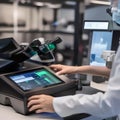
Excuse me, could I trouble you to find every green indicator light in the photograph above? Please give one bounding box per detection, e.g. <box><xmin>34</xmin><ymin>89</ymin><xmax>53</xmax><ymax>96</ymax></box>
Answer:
<box><xmin>48</xmin><ymin>44</ymin><xmax>55</xmax><ymax>50</ymax></box>
<box><xmin>42</xmin><ymin>44</ymin><xmax>55</xmax><ymax>53</ymax></box>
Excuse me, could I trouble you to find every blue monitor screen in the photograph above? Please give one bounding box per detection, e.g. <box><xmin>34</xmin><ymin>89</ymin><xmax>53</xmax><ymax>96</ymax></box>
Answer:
<box><xmin>90</xmin><ymin>31</ymin><xmax>113</xmax><ymax>66</ymax></box>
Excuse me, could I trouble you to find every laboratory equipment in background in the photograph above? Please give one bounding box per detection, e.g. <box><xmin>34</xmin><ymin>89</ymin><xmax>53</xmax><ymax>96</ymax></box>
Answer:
<box><xmin>0</xmin><ymin>37</ymin><xmax>77</xmax><ymax>115</ymax></box>
<box><xmin>101</xmin><ymin>50</ymin><xmax>116</xmax><ymax>69</ymax></box>
<box><xmin>83</xmin><ymin>6</ymin><xmax>120</xmax><ymax>80</ymax></box>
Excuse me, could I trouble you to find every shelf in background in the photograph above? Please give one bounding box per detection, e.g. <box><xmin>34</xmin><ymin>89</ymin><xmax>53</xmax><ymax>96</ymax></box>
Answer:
<box><xmin>0</xmin><ymin>30</ymin><xmax>74</xmax><ymax>35</ymax></box>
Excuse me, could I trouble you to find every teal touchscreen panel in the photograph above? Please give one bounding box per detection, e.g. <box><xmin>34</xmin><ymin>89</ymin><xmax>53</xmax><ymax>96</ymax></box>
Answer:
<box><xmin>7</xmin><ymin>68</ymin><xmax>64</xmax><ymax>90</ymax></box>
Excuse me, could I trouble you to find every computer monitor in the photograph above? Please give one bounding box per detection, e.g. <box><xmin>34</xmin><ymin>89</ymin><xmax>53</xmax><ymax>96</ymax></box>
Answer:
<box><xmin>89</xmin><ymin>31</ymin><xmax>113</xmax><ymax>66</ymax></box>
<box><xmin>88</xmin><ymin>30</ymin><xmax>120</xmax><ymax>83</ymax></box>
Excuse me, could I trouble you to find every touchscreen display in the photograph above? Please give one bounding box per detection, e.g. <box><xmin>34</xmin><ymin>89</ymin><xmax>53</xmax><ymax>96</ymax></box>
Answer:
<box><xmin>7</xmin><ymin>68</ymin><xmax>64</xmax><ymax>90</ymax></box>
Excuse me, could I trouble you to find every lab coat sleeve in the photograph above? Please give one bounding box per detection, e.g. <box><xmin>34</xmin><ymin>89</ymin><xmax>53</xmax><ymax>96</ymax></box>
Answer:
<box><xmin>53</xmin><ymin>45</ymin><xmax>120</xmax><ymax>119</ymax></box>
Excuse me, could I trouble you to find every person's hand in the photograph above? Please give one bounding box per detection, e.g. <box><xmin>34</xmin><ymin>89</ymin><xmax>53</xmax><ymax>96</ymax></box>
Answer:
<box><xmin>27</xmin><ymin>94</ymin><xmax>55</xmax><ymax>113</ymax></box>
<box><xmin>49</xmin><ymin>64</ymin><xmax>78</xmax><ymax>75</ymax></box>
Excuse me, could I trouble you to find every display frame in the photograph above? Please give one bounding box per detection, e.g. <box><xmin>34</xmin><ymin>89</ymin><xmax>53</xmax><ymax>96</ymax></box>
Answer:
<box><xmin>88</xmin><ymin>30</ymin><xmax>113</xmax><ymax>66</ymax></box>
<box><xmin>84</xmin><ymin>20</ymin><xmax>109</xmax><ymax>30</ymax></box>
<box><xmin>2</xmin><ymin>66</ymin><xmax>65</xmax><ymax>92</ymax></box>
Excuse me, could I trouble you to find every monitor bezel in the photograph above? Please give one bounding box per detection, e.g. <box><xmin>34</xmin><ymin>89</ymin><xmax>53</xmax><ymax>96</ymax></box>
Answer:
<box><xmin>88</xmin><ymin>30</ymin><xmax>113</xmax><ymax>66</ymax></box>
<box><xmin>83</xmin><ymin>20</ymin><xmax>110</xmax><ymax>30</ymax></box>
<box><xmin>4</xmin><ymin>67</ymin><xmax>65</xmax><ymax>91</ymax></box>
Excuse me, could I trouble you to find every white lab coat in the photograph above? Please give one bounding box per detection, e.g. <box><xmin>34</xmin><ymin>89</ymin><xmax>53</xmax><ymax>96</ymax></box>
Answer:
<box><xmin>53</xmin><ymin>45</ymin><xmax>120</xmax><ymax>120</ymax></box>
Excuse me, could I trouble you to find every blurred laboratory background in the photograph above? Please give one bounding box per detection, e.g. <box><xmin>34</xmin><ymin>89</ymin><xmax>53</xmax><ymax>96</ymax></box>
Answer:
<box><xmin>0</xmin><ymin>0</ymin><xmax>114</xmax><ymax>66</ymax></box>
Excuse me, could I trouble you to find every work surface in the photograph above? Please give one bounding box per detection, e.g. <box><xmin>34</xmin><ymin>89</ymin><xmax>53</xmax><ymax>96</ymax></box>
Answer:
<box><xmin>0</xmin><ymin>86</ymin><xmax>104</xmax><ymax>120</ymax></box>
<box><xmin>0</xmin><ymin>104</ymin><xmax>63</xmax><ymax>120</ymax></box>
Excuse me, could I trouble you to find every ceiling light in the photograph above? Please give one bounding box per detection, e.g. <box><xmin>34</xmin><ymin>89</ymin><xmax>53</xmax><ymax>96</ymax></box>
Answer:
<box><xmin>20</xmin><ymin>0</ymin><xmax>26</xmax><ymax>4</ymax></box>
<box><xmin>90</xmin><ymin>0</ymin><xmax>111</xmax><ymax>5</ymax></box>
<box><xmin>33</xmin><ymin>2</ymin><xmax>44</xmax><ymax>7</ymax></box>
<box><xmin>45</xmin><ymin>3</ymin><xmax>61</xmax><ymax>9</ymax></box>
<box><xmin>65</xmin><ymin>1</ymin><xmax>76</xmax><ymax>5</ymax></box>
